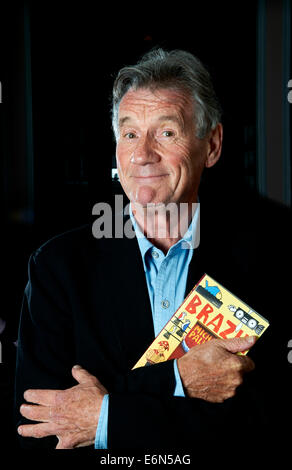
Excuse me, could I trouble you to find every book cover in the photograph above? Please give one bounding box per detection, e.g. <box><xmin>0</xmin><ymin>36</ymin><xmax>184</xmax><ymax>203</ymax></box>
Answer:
<box><xmin>132</xmin><ymin>273</ymin><xmax>269</xmax><ymax>369</ymax></box>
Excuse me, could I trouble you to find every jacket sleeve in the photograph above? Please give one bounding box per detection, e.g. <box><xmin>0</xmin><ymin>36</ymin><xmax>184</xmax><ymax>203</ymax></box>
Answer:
<box><xmin>15</xmin><ymin>250</ymin><xmax>76</xmax><ymax>449</ymax></box>
<box><xmin>106</xmin><ymin>319</ymin><xmax>291</xmax><ymax>449</ymax></box>
<box><xmin>107</xmin><ymin>381</ymin><xmax>265</xmax><ymax>449</ymax></box>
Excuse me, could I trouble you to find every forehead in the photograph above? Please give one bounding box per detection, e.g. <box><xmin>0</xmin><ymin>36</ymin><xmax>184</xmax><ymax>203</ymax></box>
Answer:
<box><xmin>118</xmin><ymin>87</ymin><xmax>194</xmax><ymax>121</ymax></box>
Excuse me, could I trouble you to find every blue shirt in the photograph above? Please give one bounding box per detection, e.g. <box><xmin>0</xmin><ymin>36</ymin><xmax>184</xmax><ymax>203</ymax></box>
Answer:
<box><xmin>95</xmin><ymin>203</ymin><xmax>200</xmax><ymax>449</ymax></box>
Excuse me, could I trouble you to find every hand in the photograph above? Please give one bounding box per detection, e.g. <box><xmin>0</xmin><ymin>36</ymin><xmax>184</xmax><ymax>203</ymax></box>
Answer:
<box><xmin>177</xmin><ymin>336</ymin><xmax>256</xmax><ymax>403</ymax></box>
<box><xmin>18</xmin><ymin>365</ymin><xmax>108</xmax><ymax>449</ymax></box>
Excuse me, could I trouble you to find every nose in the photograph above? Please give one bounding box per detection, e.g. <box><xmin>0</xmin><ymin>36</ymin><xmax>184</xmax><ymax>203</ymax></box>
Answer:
<box><xmin>131</xmin><ymin>135</ymin><xmax>160</xmax><ymax>165</ymax></box>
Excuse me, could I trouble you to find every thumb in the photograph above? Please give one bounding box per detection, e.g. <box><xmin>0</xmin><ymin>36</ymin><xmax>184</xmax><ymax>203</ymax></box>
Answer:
<box><xmin>71</xmin><ymin>365</ymin><xmax>99</xmax><ymax>385</ymax></box>
<box><xmin>219</xmin><ymin>335</ymin><xmax>257</xmax><ymax>354</ymax></box>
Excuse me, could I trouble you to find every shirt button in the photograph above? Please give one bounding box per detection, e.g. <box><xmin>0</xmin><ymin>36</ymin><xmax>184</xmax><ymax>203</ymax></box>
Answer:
<box><xmin>161</xmin><ymin>299</ymin><xmax>170</xmax><ymax>309</ymax></box>
<box><xmin>152</xmin><ymin>250</ymin><xmax>159</xmax><ymax>259</ymax></box>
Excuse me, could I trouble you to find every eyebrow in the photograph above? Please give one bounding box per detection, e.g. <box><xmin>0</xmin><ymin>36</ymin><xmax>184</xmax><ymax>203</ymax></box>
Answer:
<box><xmin>118</xmin><ymin>114</ymin><xmax>184</xmax><ymax>130</ymax></box>
<box><xmin>157</xmin><ymin>115</ymin><xmax>184</xmax><ymax>130</ymax></box>
<box><xmin>118</xmin><ymin>116</ymin><xmax>132</xmax><ymax>128</ymax></box>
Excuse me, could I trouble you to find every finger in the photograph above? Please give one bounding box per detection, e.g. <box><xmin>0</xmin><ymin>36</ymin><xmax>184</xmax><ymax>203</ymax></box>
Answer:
<box><xmin>20</xmin><ymin>404</ymin><xmax>51</xmax><ymax>422</ymax></box>
<box><xmin>226</xmin><ymin>354</ymin><xmax>255</xmax><ymax>374</ymax></box>
<box><xmin>237</xmin><ymin>355</ymin><xmax>255</xmax><ymax>373</ymax></box>
<box><xmin>219</xmin><ymin>336</ymin><xmax>257</xmax><ymax>354</ymax></box>
<box><xmin>18</xmin><ymin>422</ymin><xmax>61</xmax><ymax>438</ymax></box>
<box><xmin>56</xmin><ymin>433</ymin><xmax>78</xmax><ymax>449</ymax></box>
<box><xmin>56</xmin><ymin>438</ymin><xmax>69</xmax><ymax>450</ymax></box>
<box><xmin>56</xmin><ymin>431</ymin><xmax>95</xmax><ymax>449</ymax></box>
<box><xmin>71</xmin><ymin>365</ymin><xmax>100</xmax><ymax>385</ymax></box>
<box><xmin>24</xmin><ymin>389</ymin><xmax>58</xmax><ymax>406</ymax></box>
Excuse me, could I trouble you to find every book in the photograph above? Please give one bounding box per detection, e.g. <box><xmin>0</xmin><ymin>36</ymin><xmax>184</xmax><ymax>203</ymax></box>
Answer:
<box><xmin>132</xmin><ymin>273</ymin><xmax>269</xmax><ymax>369</ymax></box>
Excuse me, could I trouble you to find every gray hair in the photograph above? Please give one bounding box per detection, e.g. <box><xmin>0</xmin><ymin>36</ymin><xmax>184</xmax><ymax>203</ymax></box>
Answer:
<box><xmin>112</xmin><ymin>48</ymin><xmax>222</xmax><ymax>140</ymax></box>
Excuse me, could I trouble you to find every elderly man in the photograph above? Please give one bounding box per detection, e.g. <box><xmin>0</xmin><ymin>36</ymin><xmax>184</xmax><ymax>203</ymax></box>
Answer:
<box><xmin>15</xmin><ymin>49</ymin><xmax>289</xmax><ymax>450</ymax></box>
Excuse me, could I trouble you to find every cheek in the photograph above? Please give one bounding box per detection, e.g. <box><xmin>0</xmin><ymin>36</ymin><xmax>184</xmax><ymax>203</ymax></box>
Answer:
<box><xmin>165</xmin><ymin>143</ymin><xmax>196</xmax><ymax>174</ymax></box>
<box><xmin>116</xmin><ymin>145</ymin><xmax>129</xmax><ymax>171</ymax></box>
<box><xmin>175</xmin><ymin>140</ymin><xmax>205</xmax><ymax>170</ymax></box>
<box><xmin>165</xmin><ymin>145</ymin><xmax>205</xmax><ymax>191</ymax></box>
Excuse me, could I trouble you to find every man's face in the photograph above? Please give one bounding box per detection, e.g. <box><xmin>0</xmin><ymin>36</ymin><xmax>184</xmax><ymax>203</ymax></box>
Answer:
<box><xmin>116</xmin><ymin>87</ymin><xmax>210</xmax><ymax>207</ymax></box>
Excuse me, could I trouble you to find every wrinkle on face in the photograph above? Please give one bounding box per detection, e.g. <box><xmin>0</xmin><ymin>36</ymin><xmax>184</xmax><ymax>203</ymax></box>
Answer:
<box><xmin>116</xmin><ymin>87</ymin><xmax>208</xmax><ymax>206</ymax></box>
<box><xmin>118</xmin><ymin>87</ymin><xmax>193</xmax><ymax>136</ymax></box>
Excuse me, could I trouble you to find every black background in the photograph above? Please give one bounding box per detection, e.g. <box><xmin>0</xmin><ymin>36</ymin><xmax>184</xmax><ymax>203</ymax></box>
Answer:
<box><xmin>0</xmin><ymin>0</ymin><xmax>290</xmax><ymax>454</ymax></box>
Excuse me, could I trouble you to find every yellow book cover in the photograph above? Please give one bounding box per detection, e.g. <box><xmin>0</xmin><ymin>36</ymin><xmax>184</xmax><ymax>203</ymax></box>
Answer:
<box><xmin>133</xmin><ymin>273</ymin><xmax>269</xmax><ymax>369</ymax></box>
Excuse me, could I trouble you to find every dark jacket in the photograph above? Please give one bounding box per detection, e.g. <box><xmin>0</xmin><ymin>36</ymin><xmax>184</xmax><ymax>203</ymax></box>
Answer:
<box><xmin>15</xmin><ymin>193</ymin><xmax>292</xmax><ymax>450</ymax></box>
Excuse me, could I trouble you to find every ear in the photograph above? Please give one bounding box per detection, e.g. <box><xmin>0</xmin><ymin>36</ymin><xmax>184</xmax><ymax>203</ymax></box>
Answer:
<box><xmin>204</xmin><ymin>123</ymin><xmax>223</xmax><ymax>168</ymax></box>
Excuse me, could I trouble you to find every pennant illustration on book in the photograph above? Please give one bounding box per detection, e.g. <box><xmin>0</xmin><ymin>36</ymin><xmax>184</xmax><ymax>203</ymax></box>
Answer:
<box><xmin>132</xmin><ymin>273</ymin><xmax>270</xmax><ymax>369</ymax></box>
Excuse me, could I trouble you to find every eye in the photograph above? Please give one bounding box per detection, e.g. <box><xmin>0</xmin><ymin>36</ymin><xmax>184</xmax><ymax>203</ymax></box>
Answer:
<box><xmin>124</xmin><ymin>132</ymin><xmax>136</xmax><ymax>139</ymax></box>
<box><xmin>162</xmin><ymin>130</ymin><xmax>175</xmax><ymax>137</ymax></box>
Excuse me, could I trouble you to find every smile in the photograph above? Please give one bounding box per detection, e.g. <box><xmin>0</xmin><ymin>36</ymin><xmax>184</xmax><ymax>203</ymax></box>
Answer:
<box><xmin>132</xmin><ymin>175</ymin><xmax>168</xmax><ymax>181</ymax></box>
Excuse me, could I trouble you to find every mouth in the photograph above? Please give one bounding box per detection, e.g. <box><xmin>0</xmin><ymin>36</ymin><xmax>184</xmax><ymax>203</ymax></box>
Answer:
<box><xmin>131</xmin><ymin>175</ymin><xmax>168</xmax><ymax>182</ymax></box>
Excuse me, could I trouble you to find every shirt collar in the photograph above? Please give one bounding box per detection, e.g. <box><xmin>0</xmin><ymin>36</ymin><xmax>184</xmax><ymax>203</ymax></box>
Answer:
<box><xmin>129</xmin><ymin>204</ymin><xmax>153</xmax><ymax>261</ymax></box>
<box><xmin>179</xmin><ymin>202</ymin><xmax>200</xmax><ymax>250</ymax></box>
<box><xmin>129</xmin><ymin>202</ymin><xmax>200</xmax><ymax>260</ymax></box>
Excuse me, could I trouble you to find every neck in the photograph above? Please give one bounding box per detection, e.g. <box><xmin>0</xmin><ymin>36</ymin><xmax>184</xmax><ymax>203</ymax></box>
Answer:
<box><xmin>131</xmin><ymin>200</ymin><xmax>197</xmax><ymax>255</ymax></box>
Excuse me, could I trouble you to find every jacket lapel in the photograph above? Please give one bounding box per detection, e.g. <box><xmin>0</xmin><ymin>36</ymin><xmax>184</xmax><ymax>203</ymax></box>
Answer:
<box><xmin>94</xmin><ymin>216</ymin><xmax>155</xmax><ymax>370</ymax></box>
